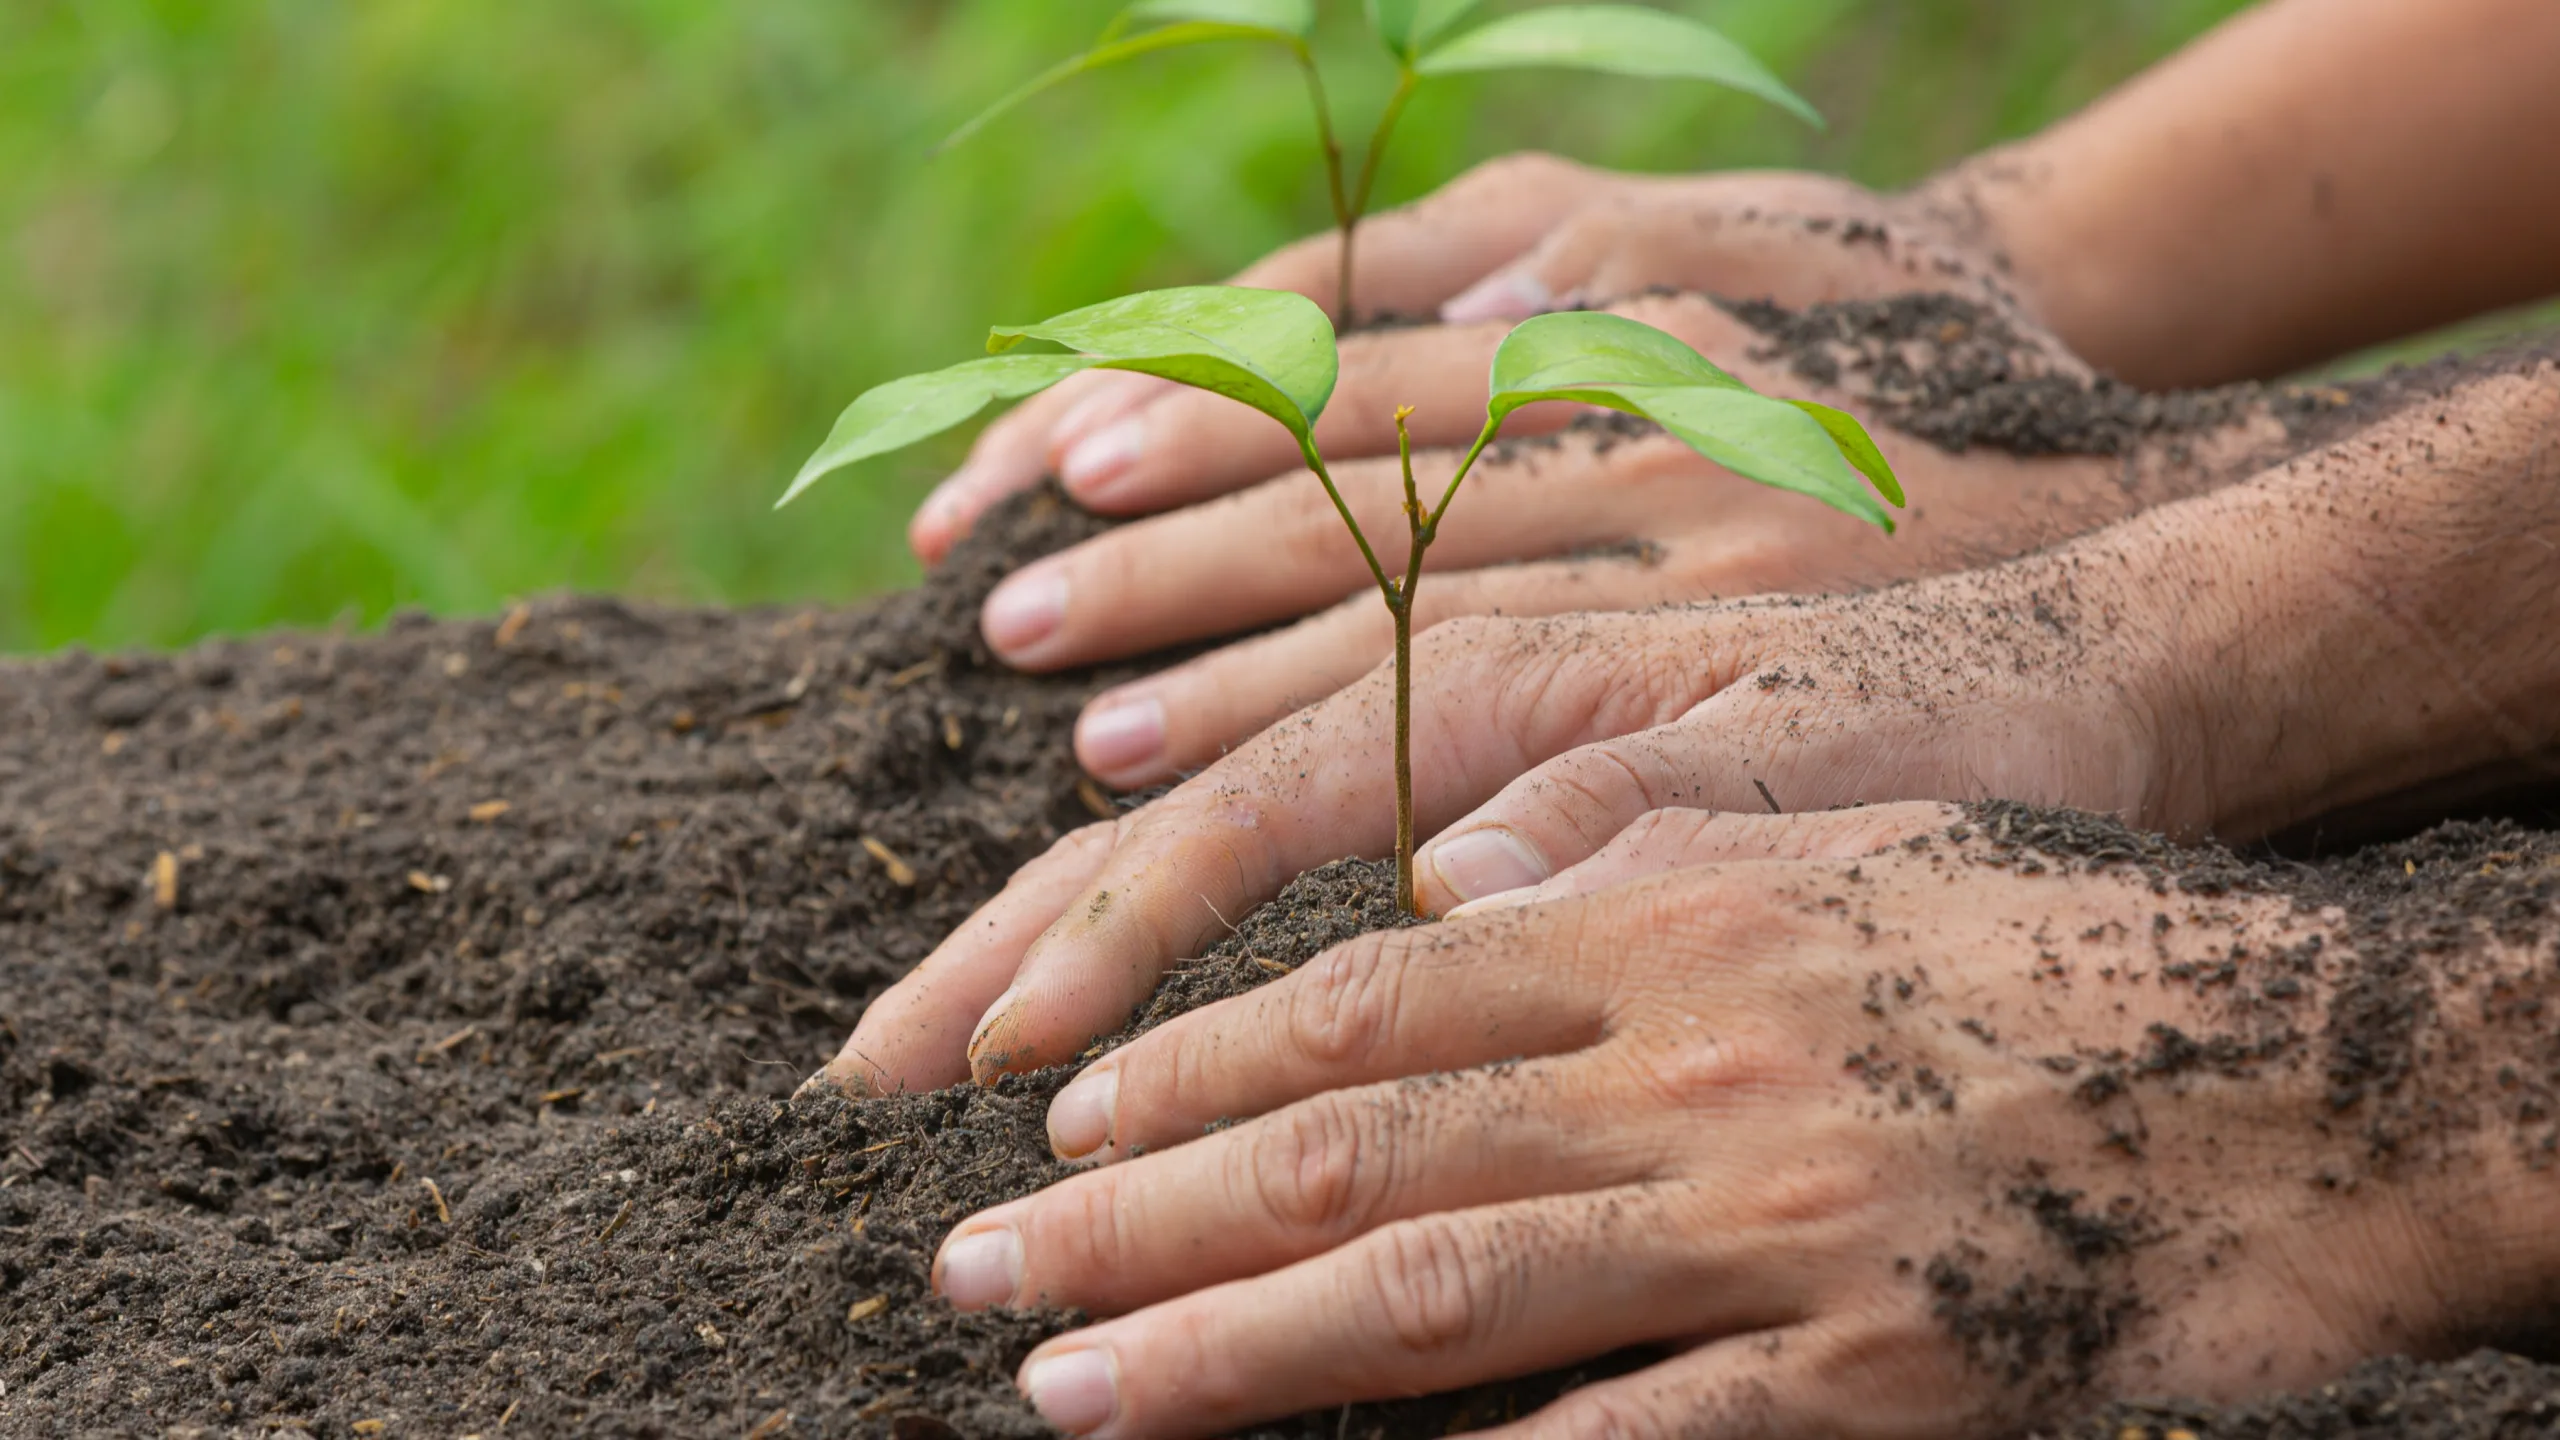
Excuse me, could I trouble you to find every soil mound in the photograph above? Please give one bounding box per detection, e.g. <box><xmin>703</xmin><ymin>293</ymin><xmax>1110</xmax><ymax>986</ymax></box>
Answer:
<box><xmin>4</xmin><ymin>438</ymin><xmax>2557</xmax><ymax>1433</ymax></box>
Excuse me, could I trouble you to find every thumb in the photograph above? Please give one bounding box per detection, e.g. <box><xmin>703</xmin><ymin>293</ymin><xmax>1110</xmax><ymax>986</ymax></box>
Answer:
<box><xmin>1443</xmin><ymin>802</ymin><xmax>1964</xmax><ymax>917</ymax></box>
<box><xmin>1435</xmin><ymin>202</ymin><xmax>1625</xmax><ymax>325</ymax></box>
<box><xmin>1239</xmin><ymin>152</ymin><xmax>1623</xmax><ymax>320</ymax></box>
<box><xmin>963</xmin><ymin>610</ymin><xmax>1728</xmax><ymax>1081</ymax></box>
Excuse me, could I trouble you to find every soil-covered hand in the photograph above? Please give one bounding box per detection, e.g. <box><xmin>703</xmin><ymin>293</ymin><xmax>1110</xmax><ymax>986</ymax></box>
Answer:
<box><xmin>820</xmin><ymin>359</ymin><xmax>2560</xmax><ymax>1097</ymax></box>
<box><xmin>906</xmin><ymin>155</ymin><xmax>2003</xmax><ymax>565</ymax></box>
<box><xmin>966</xmin><ymin>285</ymin><xmax>2260</xmax><ymax>788</ymax></box>
<box><xmin>925</xmin><ymin>808</ymin><xmax>2559</xmax><ymax>1438</ymax></box>
<box><xmin>822</xmin><ymin>542</ymin><xmax>2198</xmax><ymax>1093</ymax></box>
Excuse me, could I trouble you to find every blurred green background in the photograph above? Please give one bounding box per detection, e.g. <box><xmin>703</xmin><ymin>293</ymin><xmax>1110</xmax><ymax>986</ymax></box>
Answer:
<box><xmin>0</xmin><ymin>0</ymin><xmax>2394</xmax><ymax>651</ymax></box>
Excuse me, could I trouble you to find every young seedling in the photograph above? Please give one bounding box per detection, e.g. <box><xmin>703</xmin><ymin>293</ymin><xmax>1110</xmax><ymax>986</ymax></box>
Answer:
<box><xmin>779</xmin><ymin>286</ymin><xmax>1901</xmax><ymax>913</ymax></box>
<box><xmin>942</xmin><ymin>1</ymin><xmax>1822</xmax><ymax>326</ymax></box>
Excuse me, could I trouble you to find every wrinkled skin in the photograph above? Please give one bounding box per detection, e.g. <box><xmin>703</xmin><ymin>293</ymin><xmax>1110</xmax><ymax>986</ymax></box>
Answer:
<box><xmin>922</xmin><ymin>805</ymin><xmax>2555</xmax><ymax>1439</ymax></box>
<box><xmin>818</xmin><ymin>360</ymin><xmax>2560</xmax><ymax>1100</ymax></box>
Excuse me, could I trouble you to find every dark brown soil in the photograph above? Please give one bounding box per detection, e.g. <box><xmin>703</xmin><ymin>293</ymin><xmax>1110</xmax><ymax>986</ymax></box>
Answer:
<box><xmin>1714</xmin><ymin>290</ymin><xmax>2554</xmax><ymax>462</ymax></box>
<box><xmin>4</xmin><ymin>387</ymin><xmax>2558</xmax><ymax>1437</ymax></box>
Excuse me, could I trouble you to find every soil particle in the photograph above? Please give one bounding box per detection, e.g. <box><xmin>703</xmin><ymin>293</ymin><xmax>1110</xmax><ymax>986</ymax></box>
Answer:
<box><xmin>1099</xmin><ymin>856</ymin><xmax>1422</xmax><ymax>1053</ymax></box>
<box><xmin>6</xmin><ymin>468</ymin><xmax>2560</xmax><ymax>1437</ymax></box>
<box><xmin>2055</xmin><ymin>1350</ymin><xmax>2560</xmax><ymax>1440</ymax></box>
<box><xmin>1715</xmin><ymin>291</ymin><xmax>2552</xmax><ymax>463</ymax></box>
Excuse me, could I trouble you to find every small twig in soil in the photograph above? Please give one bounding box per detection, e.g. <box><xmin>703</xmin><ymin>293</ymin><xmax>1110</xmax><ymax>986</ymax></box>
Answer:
<box><xmin>883</xmin><ymin>652</ymin><xmax>944</xmax><ymax>689</ymax></box>
<box><xmin>420</xmin><ymin>1178</ymin><xmax>451</xmax><ymax>1225</ymax></box>
<box><xmin>597</xmin><ymin>1198</ymin><xmax>633</xmax><ymax>1245</ymax></box>
<box><xmin>859</xmin><ymin>836</ymin><xmax>918</xmax><ymax>888</ymax></box>
<box><xmin>1199</xmin><ymin>895</ymin><xmax>1241</xmax><ymax>936</ymax></box>
<box><xmin>1754</xmin><ymin>778</ymin><xmax>1783</xmax><ymax>814</ymax></box>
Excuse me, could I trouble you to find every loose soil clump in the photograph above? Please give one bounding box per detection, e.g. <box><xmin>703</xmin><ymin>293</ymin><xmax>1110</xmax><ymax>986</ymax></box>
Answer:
<box><xmin>5</xmin><ymin>342</ymin><xmax>2560</xmax><ymax>1436</ymax></box>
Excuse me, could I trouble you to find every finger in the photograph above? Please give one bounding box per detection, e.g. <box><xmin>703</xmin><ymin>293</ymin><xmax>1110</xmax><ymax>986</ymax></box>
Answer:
<box><xmin>1041</xmin><ymin>914</ymin><xmax>1612</xmax><ymax>1162</ymax></box>
<box><xmin>1235</xmin><ymin>151</ymin><xmax>1621</xmax><ymax>323</ymax></box>
<box><xmin>988</xmin><ymin>419</ymin><xmax>1695</xmax><ymax>673</ymax></box>
<box><xmin>908</xmin><ymin>371</ymin><xmax>1174</xmax><ymax>563</ymax></box>
<box><xmin>1471</xmin><ymin>1320</ymin><xmax>1951</xmax><ymax>1440</ymax></box>
<box><xmin>940</xmin><ymin>1058</ymin><xmax>1639</xmax><ymax>1317</ymax></box>
<box><xmin>1032</xmin><ymin>152</ymin><xmax>1632</xmax><ymax>506</ymax></box>
<box><xmin>968</xmin><ymin>609</ymin><xmax>1741</xmax><ymax>1080</ymax></box>
<box><xmin>1072</xmin><ymin>552</ymin><xmax>1703</xmax><ymax>786</ymax></box>
<box><xmin>1442</xmin><ymin>802</ymin><xmax>1964</xmax><ymax>918</ymax></box>
<box><xmin>1004</xmin><ymin>1184</ymin><xmax>1808</xmax><ymax>1440</ymax></box>
<box><xmin>1410</xmin><ymin>711</ymin><xmax>1779</xmax><ymax>917</ymax></box>
<box><xmin>1443</xmin><ymin>191</ymin><xmax>2012</xmax><ymax>328</ymax></box>
<box><xmin>1049</xmin><ymin>320</ymin><xmax>1575</xmax><ymax>513</ymax></box>
<box><xmin>815</xmin><ymin>822</ymin><xmax>1117</xmax><ymax>1095</ymax></box>
<box><xmin>1439</xmin><ymin>197</ymin><xmax>1640</xmax><ymax>323</ymax></box>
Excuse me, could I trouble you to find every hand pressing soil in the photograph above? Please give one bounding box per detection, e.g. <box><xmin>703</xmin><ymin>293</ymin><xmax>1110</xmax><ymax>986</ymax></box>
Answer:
<box><xmin>4</xmin><ymin>442</ymin><xmax>2559</xmax><ymax>1433</ymax></box>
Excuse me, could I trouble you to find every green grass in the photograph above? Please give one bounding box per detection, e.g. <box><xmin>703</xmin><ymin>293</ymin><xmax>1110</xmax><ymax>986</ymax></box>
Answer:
<box><xmin>1</xmin><ymin>0</ymin><xmax>2277</xmax><ymax>653</ymax></box>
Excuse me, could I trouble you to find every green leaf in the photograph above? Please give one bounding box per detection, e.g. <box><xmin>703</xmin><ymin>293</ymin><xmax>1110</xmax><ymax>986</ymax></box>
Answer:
<box><xmin>1786</xmin><ymin>399</ymin><xmax>1903</xmax><ymax>507</ymax></box>
<box><xmin>1115</xmin><ymin>0</ymin><xmax>1313</xmax><ymax>37</ymax></box>
<box><xmin>1486</xmin><ymin>313</ymin><xmax>1897</xmax><ymax>531</ymax></box>
<box><xmin>1415</xmin><ymin>5</ymin><xmax>1822</xmax><ymax>130</ymax></box>
<box><xmin>1487</xmin><ymin>310</ymin><xmax>1747</xmax><ymax>401</ymax></box>
<box><xmin>989</xmin><ymin>285</ymin><xmax>1338</xmax><ymax>445</ymax></box>
<box><xmin>778</xmin><ymin>353</ymin><xmax>1098</xmax><ymax>508</ymax></box>
<box><xmin>1364</xmin><ymin>0</ymin><xmax>1483</xmax><ymax>59</ymax></box>
<box><xmin>940</xmin><ymin>21</ymin><xmax>1302</xmax><ymax>152</ymax></box>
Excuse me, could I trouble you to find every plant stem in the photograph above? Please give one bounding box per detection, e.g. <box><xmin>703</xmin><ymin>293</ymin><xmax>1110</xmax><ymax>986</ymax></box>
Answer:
<box><xmin>1336</xmin><ymin>67</ymin><xmax>1419</xmax><ymax>334</ymax></box>
<box><xmin>1294</xmin><ymin>49</ymin><xmax>1354</xmax><ymax>329</ymax></box>
<box><xmin>1294</xmin><ymin>437</ymin><xmax>1393</xmax><ymax>600</ymax></box>
<box><xmin>1427</xmin><ymin>417</ymin><xmax>1506</xmax><ymax>532</ymax></box>
<box><xmin>1390</xmin><ymin>406</ymin><xmax>1425</xmax><ymax>914</ymax></box>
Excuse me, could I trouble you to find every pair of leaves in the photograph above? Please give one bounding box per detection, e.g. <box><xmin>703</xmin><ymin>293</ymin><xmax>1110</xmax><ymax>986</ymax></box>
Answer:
<box><xmin>944</xmin><ymin>1</ymin><xmax>1819</xmax><ymax>153</ymax></box>
<box><xmin>1485</xmin><ymin>311</ymin><xmax>1900</xmax><ymax>529</ymax></box>
<box><xmin>778</xmin><ymin>287</ymin><xmax>1335</xmax><ymax>508</ymax></box>
<box><xmin>782</xmin><ymin>288</ymin><xmax>1898</xmax><ymax>538</ymax></box>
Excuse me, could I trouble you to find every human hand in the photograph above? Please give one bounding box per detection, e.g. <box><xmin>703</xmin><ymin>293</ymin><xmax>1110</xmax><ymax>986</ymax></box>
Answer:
<box><xmin>1013</xmin><ymin>288</ymin><xmax>2248</xmax><ymax>788</ymax></box>
<box><xmin>820</xmin><ymin>532</ymin><xmax>2205</xmax><ymax>1094</ymax></box>
<box><xmin>908</xmin><ymin>156</ymin><xmax>2007</xmax><ymax>563</ymax></box>
<box><xmin>925</xmin><ymin>808</ymin><xmax>2543</xmax><ymax>1437</ymax></box>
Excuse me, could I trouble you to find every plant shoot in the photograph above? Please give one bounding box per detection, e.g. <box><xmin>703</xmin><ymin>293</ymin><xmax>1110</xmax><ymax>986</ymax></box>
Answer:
<box><xmin>782</xmin><ymin>286</ymin><xmax>1903</xmax><ymax>913</ymax></box>
<box><xmin>942</xmin><ymin>2</ymin><xmax>1822</xmax><ymax>326</ymax></box>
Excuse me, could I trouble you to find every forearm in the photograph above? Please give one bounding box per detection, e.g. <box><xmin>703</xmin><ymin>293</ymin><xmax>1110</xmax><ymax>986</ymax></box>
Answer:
<box><xmin>2124</xmin><ymin>357</ymin><xmax>2560</xmax><ymax>838</ymax></box>
<box><xmin>1920</xmin><ymin>0</ymin><xmax>2560</xmax><ymax>388</ymax></box>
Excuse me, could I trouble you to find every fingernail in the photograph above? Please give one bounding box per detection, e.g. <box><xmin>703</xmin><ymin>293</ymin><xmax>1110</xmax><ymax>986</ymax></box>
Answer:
<box><xmin>969</xmin><ymin>985</ymin><xmax>1026</xmax><ymax>1071</ymax></box>
<box><xmin>1443</xmin><ymin>886</ymin><xmax>1541</xmax><ymax>919</ymax></box>
<box><xmin>1430</xmin><ymin>826</ymin><xmax>1550</xmax><ymax>903</ymax></box>
<box><xmin>1076</xmin><ymin>697</ymin><xmax>1165</xmax><ymax>777</ymax></box>
<box><xmin>983</xmin><ymin>568</ymin><xmax>1068</xmax><ymax>657</ymax></box>
<box><xmin>1059</xmin><ymin>417</ymin><xmax>1145</xmax><ymax>497</ymax></box>
<box><xmin>1048</xmin><ymin>1066</ymin><xmax>1118</xmax><ymax>1160</ymax></box>
<box><xmin>937</xmin><ymin>1226</ymin><xmax>1024</xmax><ymax>1309</ymax></box>
<box><xmin>1441</xmin><ymin>271</ymin><xmax>1551</xmax><ymax>325</ymax></box>
<box><xmin>1023</xmin><ymin>1348</ymin><xmax>1119</xmax><ymax>1435</ymax></box>
<box><xmin>792</xmin><ymin>1068</ymin><xmax>860</xmax><ymax>1101</ymax></box>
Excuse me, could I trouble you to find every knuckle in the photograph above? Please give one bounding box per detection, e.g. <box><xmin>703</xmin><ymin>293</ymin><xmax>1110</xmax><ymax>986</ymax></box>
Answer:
<box><xmin>1285</xmin><ymin>938</ymin><xmax>1406</xmax><ymax>1067</ymax></box>
<box><xmin>1237</xmin><ymin>1093</ymin><xmax>1380</xmax><ymax>1237</ymax></box>
<box><xmin>1618</xmin><ymin>1024</ymin><xmax>1791</xmax><ymax>1113</ymax></box>
<box><xmin>1024</xmin><ymin>1176</ymin><xmax>1136</xmax><ymax>1290</ymax></box>
<box><xmin>1545</xmin><ymin>1387</ymin><xmax>1684</xmax><ymax>1440</ymax></box>
<box><xmin>1608</xmin><ymin>806</ymin><xmax>1716</xmax><ymax>860</ymax></box>
<box><xmin>1356</xmin><ymin>1217</ymin><xmax>1498</xmax><ymax>1359</ymax></box>
<box><xmin>1458</xmin><ymin>150</ymin><xmax>1583</xmax><ymax>196</ymax></box>
<box><xmin>1415</xmin><ymin>611</ymin><xmax>1524</xmax><ymax>665</ymax></box>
